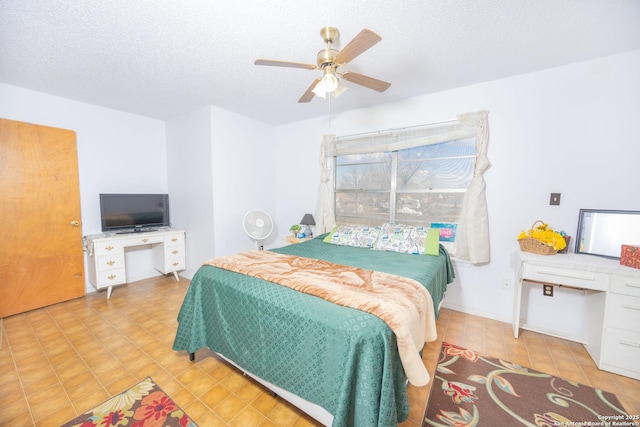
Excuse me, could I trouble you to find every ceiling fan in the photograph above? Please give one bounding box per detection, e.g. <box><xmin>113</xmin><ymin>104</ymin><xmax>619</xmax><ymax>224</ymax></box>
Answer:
<box><xmin>255</xmin><ymin>26</ymin><xmax>391</xmax><ymax>103</ymax></box>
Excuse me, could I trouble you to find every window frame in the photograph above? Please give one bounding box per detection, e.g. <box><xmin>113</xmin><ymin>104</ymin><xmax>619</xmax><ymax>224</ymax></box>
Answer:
<box><xmin>333</xmin><ymin>138</ymin><xmax>476</xmax><ymax>229</ymax></box>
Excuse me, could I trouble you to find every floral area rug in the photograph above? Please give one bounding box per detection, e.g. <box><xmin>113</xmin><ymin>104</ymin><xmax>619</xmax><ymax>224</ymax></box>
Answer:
<box><xmin>423</xmin><ymin>342</ymin><xmax>630</xmax><ymax>427</ymax></box>
<box><xmin>60</xmin><ymin>377</ymin><xmax>197</xmax><ymax>427</ymax></box>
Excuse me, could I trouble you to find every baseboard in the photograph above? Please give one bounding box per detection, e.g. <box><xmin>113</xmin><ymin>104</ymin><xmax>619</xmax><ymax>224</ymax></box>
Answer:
<box><xmin>440</xmin><ymin>302</ymin><xmax>511</xmax><ymax>324</ymax></box>
<box><xmin>439</xmin><ymin>303</ymin><xmax>586</xmax><ymax>344</ymax></box>
<box><xmin>519</xmin><ymin>322</ymin><xmax>586</xmax><ymax>344</ymax></box>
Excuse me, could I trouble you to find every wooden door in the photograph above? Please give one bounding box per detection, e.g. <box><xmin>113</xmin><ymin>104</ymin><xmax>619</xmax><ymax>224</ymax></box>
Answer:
<box><xmin>0</xmin><ymin>118</ymin><xmax>85</xmax><ymax>318</ymax></box>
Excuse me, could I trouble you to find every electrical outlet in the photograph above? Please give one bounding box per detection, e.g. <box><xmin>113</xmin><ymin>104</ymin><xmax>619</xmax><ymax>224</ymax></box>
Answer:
<box><xmin>550</xmin><ymin>193</ymin><xmax>561</xmax><ymax>206</ymax></box>
<box><xmin>543</xmin><ymin>284</ymin><xmax>554</xmax><ymax>297</ymax></box>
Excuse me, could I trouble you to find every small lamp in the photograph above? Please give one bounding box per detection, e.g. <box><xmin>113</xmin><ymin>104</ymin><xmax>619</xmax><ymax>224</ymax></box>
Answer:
<box><xmin>300</xmin><ymin>213</ymin><xmax>315</xmax><ymax>237</ymax></box>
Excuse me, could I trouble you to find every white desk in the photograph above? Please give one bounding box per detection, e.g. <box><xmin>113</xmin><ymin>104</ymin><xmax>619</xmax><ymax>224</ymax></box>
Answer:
<box><xmin>512</xmin><ymin>251</ymin><xmax>640</xmax><ymax>380</ymax></box>
<box><xmin>84</xmin><ymin>229</ymin><xmax>186</xmax><ymax>299</ymax></box>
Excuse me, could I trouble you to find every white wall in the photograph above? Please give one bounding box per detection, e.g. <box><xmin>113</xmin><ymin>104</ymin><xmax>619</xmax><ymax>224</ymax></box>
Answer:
<box><xmin>165</xmin><ymin>105</ymin><xmax>277</xmax><ymax>278</ymax></box>
<box><xmin>274</xmin><ymin>50</ymin><xmax>640</xmax><ymax>337</ymax></box>
<box><xmin>0</xmin><ymin>83</ymin><xmax>168</xmax><ymax>293</ymax></box>
<box><xmin>166</xmin><ymin>106</ymin><xmax>215</xmax><ymax>279</ymax></box>
<box><xmin>274</xmin><ymin>118</ymin><xmax>328</xmax><ymax>238</ymax></box>
<box><xmin>209</xmin><ymin>106</ymin><xmax>277</xmax><ymax>256</ymax></box>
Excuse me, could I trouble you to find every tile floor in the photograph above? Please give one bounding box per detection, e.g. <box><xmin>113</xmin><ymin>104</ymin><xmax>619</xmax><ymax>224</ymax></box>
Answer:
<box><xmin>1</xmin><ymin>275</ymin><xmax>638</xmax><ymax>426</ymax></box>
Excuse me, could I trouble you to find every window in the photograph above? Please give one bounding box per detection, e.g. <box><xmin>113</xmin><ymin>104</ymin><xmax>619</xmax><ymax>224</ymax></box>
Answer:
<box><xmin>318</xmin><ymin>111</ymin><xmax>490</xmax><ymax>263</ymax></box>
<box><xmin>335</xmin><ymin>138</ymin><xmax>476</xmax><ymax>234</ymax></box>
<box><xmin>335</xmin><ymin>152</ymin><xmax>391</xmax><ymax>225</ymax></box>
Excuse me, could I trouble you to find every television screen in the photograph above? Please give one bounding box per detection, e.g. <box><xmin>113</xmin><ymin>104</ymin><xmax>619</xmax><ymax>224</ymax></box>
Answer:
<box><xmin>100</xmin><ymin>193</ymin><xmax>170</xmax><ymax>233</ymax></box>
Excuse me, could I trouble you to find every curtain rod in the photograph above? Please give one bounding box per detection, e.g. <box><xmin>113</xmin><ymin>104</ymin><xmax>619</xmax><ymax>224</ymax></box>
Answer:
<box><xmin>333</xmin><ymin>118</ymin><xmax>459</xmax><ymax>141</ymax></box>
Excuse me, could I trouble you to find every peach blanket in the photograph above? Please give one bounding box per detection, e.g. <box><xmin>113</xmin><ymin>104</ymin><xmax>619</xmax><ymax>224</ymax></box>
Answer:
<box><xmin>204</xmin><ymin>250</ymin><xmax>436</xmax><ymax>386</ymax></box>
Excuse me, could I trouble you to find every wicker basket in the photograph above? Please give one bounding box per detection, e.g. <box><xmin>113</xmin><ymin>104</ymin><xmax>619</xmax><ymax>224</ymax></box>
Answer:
<box><xmin>518</xmin><ymin>220</ymin><xmax>557</xmax><ymax>255</ymax></box>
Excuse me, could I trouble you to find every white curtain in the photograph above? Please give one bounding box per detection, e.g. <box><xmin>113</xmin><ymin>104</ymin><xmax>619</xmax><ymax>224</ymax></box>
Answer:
<box><xmin>317</xmin><ymin>110</ymin><xmax>490</xmax><ymax>264</ymax></box>
<box><xmin>315</xmin><ymin>134</ymin><xmax>336</xmax><ymax>234</ymax></box>
<box><xmin>453</xmin><ymin>111</ymin><xmax>491</xmax><ymax>264</ymax></box>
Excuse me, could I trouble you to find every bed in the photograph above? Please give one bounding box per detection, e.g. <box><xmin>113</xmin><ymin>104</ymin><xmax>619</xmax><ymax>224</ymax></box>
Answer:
<box><xmin>172</xmin><ymin>233</ymin><xmax>455</xmax><ymax>426</ymax></box>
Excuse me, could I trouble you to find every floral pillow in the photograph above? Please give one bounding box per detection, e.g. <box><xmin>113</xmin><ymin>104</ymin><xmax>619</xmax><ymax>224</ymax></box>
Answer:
<box><xmin>323</xmin><ymin>224</ymin><xmax>382</xmax><ymax>248</ymax></box>
<box><xmin>371</xmin><ymin>223</ymin><xmax>414</xmax><ymax>253</ymax></box>
<box><xmin>372</xmin><ymin>223</ymin><xmax>440</xmax><ymax>255</ymax></box>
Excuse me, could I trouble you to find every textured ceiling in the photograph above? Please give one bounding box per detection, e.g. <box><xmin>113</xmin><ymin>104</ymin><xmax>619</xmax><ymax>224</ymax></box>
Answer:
<box><xmin>1</xmin><ymin>0</ymin><xmax>639</xmax><ymax>125</ymax></box>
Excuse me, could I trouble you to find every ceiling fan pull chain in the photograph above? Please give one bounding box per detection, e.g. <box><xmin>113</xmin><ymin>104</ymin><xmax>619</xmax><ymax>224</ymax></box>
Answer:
<box><xmin>328</xmin><ymin>93</ymin><xmax>332</xmax><ymax>131</ymax></box>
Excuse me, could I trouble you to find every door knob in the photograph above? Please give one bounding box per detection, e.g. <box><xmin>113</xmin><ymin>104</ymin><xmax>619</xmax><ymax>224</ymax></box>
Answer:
<box><xmin>71</xmin><ymin>220</ymin><xmax>80</xmax><ymax>227</ymax></box>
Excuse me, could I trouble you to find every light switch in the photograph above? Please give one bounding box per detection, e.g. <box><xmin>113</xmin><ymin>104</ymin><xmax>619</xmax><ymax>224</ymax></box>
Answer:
<box><xmin>550</xmin><ymin>193</ymin><xmax>561</xmax><ymax>206</ymax></box>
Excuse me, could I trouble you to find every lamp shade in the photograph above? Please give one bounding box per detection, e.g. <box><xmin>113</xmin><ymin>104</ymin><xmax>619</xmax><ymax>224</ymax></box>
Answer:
<box><xmin>300</xmin><ymin>214</ymin><xmax>315</xmax><ymax>225</ymax></box>
<box><xmin>312</xmin><ymin>68</ymin><xmax>340</xmax><ymax>98</ymax></box>
<box><xmin>321</xmin><ymin>73</ymin><xmax>339</xmax><ymax>92</ymax></box>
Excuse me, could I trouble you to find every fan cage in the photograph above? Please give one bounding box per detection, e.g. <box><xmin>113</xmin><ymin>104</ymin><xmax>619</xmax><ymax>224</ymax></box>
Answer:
<box><xmin>243</xmin><ymin>209</ymin><xmax>274</xmax><ymax>241</ymax></box>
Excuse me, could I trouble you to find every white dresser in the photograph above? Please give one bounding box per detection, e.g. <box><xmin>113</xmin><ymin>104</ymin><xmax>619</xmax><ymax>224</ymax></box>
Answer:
<box><xmin>512</xmin><ymin>251</ymin><xmax>640</xmax><ymax>380</ymax></box>
<box><xmin>84</xmin><ymin>229</ymin><xmax>186</xmax><ymax>299</ymax></box>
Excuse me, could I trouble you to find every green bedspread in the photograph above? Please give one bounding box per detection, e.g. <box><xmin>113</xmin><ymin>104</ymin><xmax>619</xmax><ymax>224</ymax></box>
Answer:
<box><xmin>172</xmin><ymin>235</ymin><xmax>454</xmax><ymax>427</ymax></box>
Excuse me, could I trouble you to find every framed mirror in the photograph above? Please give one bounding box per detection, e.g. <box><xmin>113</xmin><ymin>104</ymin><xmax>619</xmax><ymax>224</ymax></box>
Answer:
<box><xmin>575</xmin><ymin>209</ymin><xmax>640</xmax><ymax>259</ymax></box>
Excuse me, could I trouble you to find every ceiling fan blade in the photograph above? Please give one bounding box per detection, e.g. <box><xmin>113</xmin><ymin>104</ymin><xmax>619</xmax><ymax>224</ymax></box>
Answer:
<box><xmin>254</xmin><ymin>59</ymin><xmax>318</xmax><ymax>70</ymax></box>
<box><xmin>298</xmin><ymin>78</ymin><xmax>321</xmax><ymax>103</ymax></box>
<box><xmin>341</xmin><ymin>72</ymin><xmax>391</xmax><ymax>92</ymax></box>
<box><xmin>334</xmin><ymin>29</ymin><xmax>382</xmax><ymax>65</ymax></box>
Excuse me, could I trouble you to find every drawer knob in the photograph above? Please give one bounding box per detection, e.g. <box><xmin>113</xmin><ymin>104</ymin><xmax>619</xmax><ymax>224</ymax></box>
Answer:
<box><xmin>171</xmin><ymin>237</ymin><xmax>178</xmax><ymax>242</ymax></box>
<box><xmin>105</xmin><ymin>245</ymin><xmax>114</xmax><ymax>251</ymax></box>
<box><xmin>107</xmin><ymin>260</ymin><xmax>116</xmax><ymax>266</ymax></box>
<box><xmin>107</xmin><ymin>274</ymin><xmax>116</xmax><ymax>280</ymax></box>
<box><xmin>141</xmin><ymin>238</ymin><xmax>149</xmax><ymax>243</ymax></box>
<box><xmin>172</xmin><ymin>250</ymin><xmax>179</xmax><ymax>255</ymax></box>
<box><xmin>173</xmin><ymin>262</ymin><xmax>179</xmax><ymax>266</ymax></box>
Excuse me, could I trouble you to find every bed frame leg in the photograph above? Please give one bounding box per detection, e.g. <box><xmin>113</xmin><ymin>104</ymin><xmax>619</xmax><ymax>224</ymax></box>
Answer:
<box><xmin>189</xmin><ymin>352</ymin><xmax>195</xmax><ymax>362</ymax></box>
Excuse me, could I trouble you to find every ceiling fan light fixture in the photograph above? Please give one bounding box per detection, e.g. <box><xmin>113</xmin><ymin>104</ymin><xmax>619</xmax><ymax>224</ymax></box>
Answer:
<box><xmin>334</xmin><ymin>79</ymin><xmax>348</xmax><ymax>97</ymax></box>
<box><xmin>323</xmin><ymin>71</ymin><xmax>339</xmax><ymax>92</ymax></box>
<box><xmin>311</xmin><ymin>87</ymin><xmax>327</xmax><ymax>98</ymax></box>
<box><xmin>312</xmin><ymin>68</ymin><xmax>340</xmax><ymax>98</ymax></box>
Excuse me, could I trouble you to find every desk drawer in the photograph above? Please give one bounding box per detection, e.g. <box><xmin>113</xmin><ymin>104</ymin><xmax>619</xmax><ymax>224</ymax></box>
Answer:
<box><xmin>611</xmin><ymin>274</ymin><xmax>640</xmax><ymax>297</ymax></box>
<box><xmin>607</xmin><ymin>293</ymin><xmax>640</xmax><ymax>331</ymax></box>
<box><xmin>165</xmin><ymin>233</ymin><xmax>185</xmax><ymax>246</ymax></box>
<box><xmin>96</xmin><ymin>269</ymin><xmax>126</xmax><ymax>287</ymax></box>
<box><xmin>164</xmin><ymin>257</ymin><xmax>186</xmax><ymax>272</ymax></box>
<box><xmin>94</xmin><ymin>241</ymin><xmax>122</xmax><ymax>256</ymax></box>
<box><xmin>522</xmin><ymin>264</ymin><xmax>609</xmax><ymax>291</ymax></box>
<box><xmin>97</xmin><ymin>254</ymin><xmax>124</xmax><ymax>271</ymax></box>
<box><xmin>164</xmin><ymin>246</ymin><xmax>184</xmax><ymax>257</ymax></box>
<box><xmin>122</xmin><ymin>235</ymin><xmax>164</xmax><ymax>246</ymax></box>
<box><xmin>602</xmin><ymin>327</ymin><xmax>640</xmax><ymax>374</ymax></box>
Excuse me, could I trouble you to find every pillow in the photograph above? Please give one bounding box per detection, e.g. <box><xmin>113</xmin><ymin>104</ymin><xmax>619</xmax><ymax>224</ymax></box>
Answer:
<box><xmin>372</xmin><ymin>224</ymin><xmax>440</xmax><ymax>256</ymax></box>
<box><xmin>323</xmin><ymin>224</ymin><xmax>382</xmax><ymax>248</ymax></box>
<box><xmin>423</xmin><ymin>227</ymin><xmax>440</xmax><ymax>256</ymax></box>
<box><xmin>371</xmin><ymin>223</ymin><xmax>414</xmax><ymax>253</ymax></box>
<box><xmin>323</xmin><ymin>225</ymin><xmax>340</xmax><ymax>243</ymax></box>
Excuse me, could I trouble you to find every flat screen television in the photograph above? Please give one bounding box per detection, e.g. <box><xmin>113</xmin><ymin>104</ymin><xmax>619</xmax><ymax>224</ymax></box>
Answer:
<box><xmin>100</xmin><ymin>193</ymin><xmax>170</xmax><ymax>233</ymax></box>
